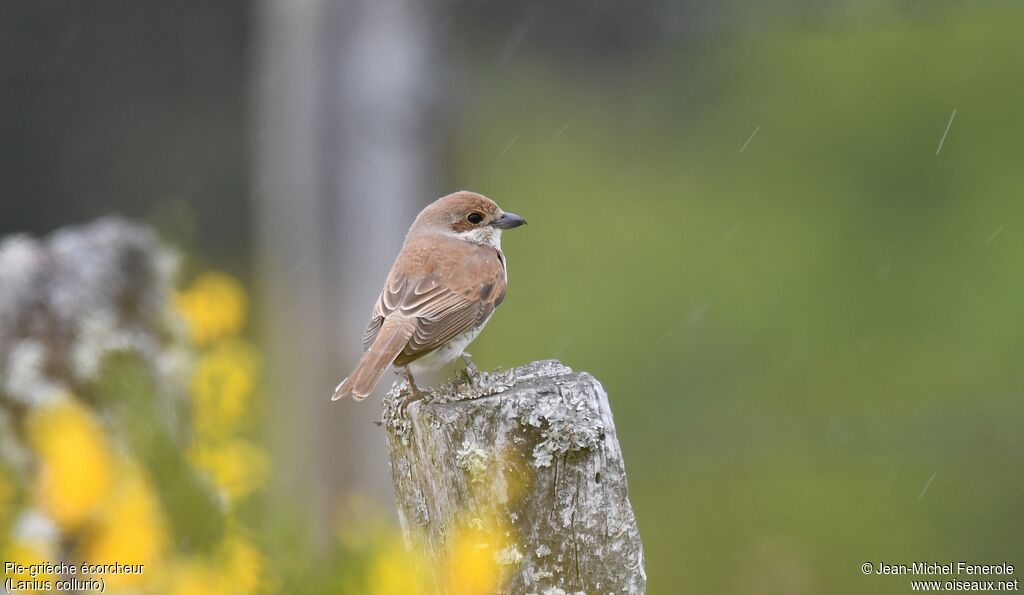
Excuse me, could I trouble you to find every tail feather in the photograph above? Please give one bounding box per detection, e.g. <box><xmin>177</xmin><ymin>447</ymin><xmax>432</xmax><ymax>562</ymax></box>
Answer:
<box><xmin>332</xmin><ymin>318</ymin><xmax>414</xmax><ymax>401</ymax></box>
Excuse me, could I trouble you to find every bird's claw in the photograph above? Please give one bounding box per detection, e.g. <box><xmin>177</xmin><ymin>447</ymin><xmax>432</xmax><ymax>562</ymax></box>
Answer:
<box><xmin>397</xmin><ymin>389</ymin><xmax>425</xmax><ymax>419</ymax></box>
<box><xmin>461</xmin><ymin>352</ymin><xmax>480</xmax><ymax>381</ymax></box>
<box><xmin>396</xmin><ymin>367</ymin><xmax>425</xmax><ymax>419</ymax></box>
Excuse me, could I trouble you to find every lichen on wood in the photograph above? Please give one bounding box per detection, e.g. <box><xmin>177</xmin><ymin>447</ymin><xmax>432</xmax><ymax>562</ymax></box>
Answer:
<box><xmin>382</xmin><ymin>359</ymin><xmax>646</xmax><ymax>594</ymax></box>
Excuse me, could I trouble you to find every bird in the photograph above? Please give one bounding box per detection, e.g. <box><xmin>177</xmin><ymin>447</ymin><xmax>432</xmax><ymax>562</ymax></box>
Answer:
<box><xmin>331</xmin><ymin>190</ymin><xmax>526</xmax><ymax>402</ymax></box>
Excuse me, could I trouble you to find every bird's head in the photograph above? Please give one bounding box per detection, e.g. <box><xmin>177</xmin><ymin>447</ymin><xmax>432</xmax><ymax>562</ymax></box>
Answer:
<box><xmin>413</xmin><ymin>190</ymin><xmax>526</xmax><ymax>247</ymax></box>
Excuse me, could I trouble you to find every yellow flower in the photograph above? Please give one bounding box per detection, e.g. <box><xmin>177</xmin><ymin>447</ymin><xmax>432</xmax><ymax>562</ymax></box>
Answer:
<box><xmin>221</xmin><ymin>531</ymin><xmax>264</xmax><ymax>595</ymax></box>
<box><xmin>191</xmin><ymin>339</ymin><xmax>260</xmax><ymax>437</ymax></box>
<box><xmin>162</xmin><ymin>531</ymin><xmax>264</xmax><ymax>595</ymax></box>
<box><xmin>175</xmin><ymin>272</ymin><xmax>248</xmax><ymax>346</ymax></box>
<box><xmin>358</xmin><ymin>516</ymin><xmax>514</xmax><ymax>595</ymax></box>
<box><xmin>189</xmin><ymin>440</ymin><xmax>269</xmax><ymax>503</ymax></box>
<box><xmin>443</xmin><ymin>520</ymin><xmax>511</xmax><ymax>595</ymax></box>
<box><xmin>366</xmin><ymin>534</ymin><xmax>424</xmax><ymax>595</ymax></box>
<box><xmin>0</xmin><ymin>467</ymin><xmax>13</xmax><ymax>520</ymax></box>
<box><xmin>79</xmin><ymin>464</ymin><xmax>167</xmax><ymax>591</ymax></box>
<box><xmin>3</xmin><ymin>539</ymin><xmax>57</xmax><ymax>595</ymax></box>
<box><xmin>164</xmin><ymin>557</ymin><xmax>222</xmax><ymax>595</ymax></box>
<box><xmin>27</xmin><ymin>399</ymin><xmax>113</xmax><ymax>530</ymax></box>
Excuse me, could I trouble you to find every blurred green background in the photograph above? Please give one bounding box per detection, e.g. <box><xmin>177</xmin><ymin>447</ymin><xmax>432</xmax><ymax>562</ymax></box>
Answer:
<box><xmin>3</xmin><ymin>1</ymin><xmax>1023</xmax><ymax>593</ymax></box>
<box><xmin>460</xmin><ymin>6</ymin><xmax>1024</xmax><ymax>593</ymax></box>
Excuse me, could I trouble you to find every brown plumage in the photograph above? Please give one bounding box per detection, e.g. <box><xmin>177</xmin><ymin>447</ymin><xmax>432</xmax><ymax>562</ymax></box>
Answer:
<box><xmin>332</xmin><ymin>191</ymin><xmax>526</xmax><ymax>401</ymax></box>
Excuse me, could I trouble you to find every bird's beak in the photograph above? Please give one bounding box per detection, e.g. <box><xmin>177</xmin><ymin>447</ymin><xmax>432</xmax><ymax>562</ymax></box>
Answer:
<box><xmin>491</xmin><ymin>212</ymin><xmax>527</xmax><ymax>229</ymax></box>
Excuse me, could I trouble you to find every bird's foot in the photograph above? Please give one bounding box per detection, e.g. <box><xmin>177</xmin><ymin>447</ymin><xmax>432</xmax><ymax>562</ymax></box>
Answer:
<box><xmin>461</xmin><ymin>352</ymin><xmax>481</xmax><ymax>382</ymax></box>
<box><xmin>398</xmin><ymin>392</ymin><xmax>425</xmax><ymax>419</ymax></box>
<box><xmin>398</xmin><ymin>367</ymin><xmax>425</xmax><ymax>418</ymax></box>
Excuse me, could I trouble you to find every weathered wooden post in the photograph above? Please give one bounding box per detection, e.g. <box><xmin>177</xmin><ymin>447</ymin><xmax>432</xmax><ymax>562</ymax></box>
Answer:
<box><xmin>382</xmin><ymin>360</ymin><xmax>646</xmax><ymax>594</ymax></box>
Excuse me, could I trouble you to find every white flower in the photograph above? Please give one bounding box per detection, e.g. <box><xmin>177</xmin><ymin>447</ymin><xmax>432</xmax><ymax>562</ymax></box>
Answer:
<box><xmin>4</xmin><ymin>340</ymin><xmax>66</xmax><ymax>408</ymax></box>
<box><xmin>13</xmin><ymin>509</ymin><xmax>60</xmax><ymax>546</ymax></box>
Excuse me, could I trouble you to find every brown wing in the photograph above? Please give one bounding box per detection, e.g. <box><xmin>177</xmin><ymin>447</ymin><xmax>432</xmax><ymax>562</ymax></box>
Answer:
<box><xmin>360</xmin><ymin>241</ymin><xmax>506</xmax><ymax>365</ymax></box>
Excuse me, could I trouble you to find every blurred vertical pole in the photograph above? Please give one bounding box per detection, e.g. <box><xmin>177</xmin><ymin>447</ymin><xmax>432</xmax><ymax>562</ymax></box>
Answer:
<box><xmin>252</xmin><ymin>0</ymin><xmax>334</xmax><ymax>549</ymax></box>
<box><xmin>252</xmin><ymin>0</ymin><xmax>443</xmax><ymax>549</ymax></box>
<box><xmin>328</xmin><ymin>0</ymin><xmax>442</xmax><ymax>508</ymax></box>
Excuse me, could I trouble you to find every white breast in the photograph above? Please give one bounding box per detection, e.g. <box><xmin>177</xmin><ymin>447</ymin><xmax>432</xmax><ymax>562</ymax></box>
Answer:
<box><xmin>407</xmin><ymin>313</ymin><xmax>493</xmax><ymax>376</ymax></box>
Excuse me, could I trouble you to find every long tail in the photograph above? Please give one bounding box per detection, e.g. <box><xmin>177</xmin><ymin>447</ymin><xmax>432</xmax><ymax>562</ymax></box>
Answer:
<box><xmin>332</xmin><ymin>317</ymin><xmax>415</xmax><ymax>401</ymax></box>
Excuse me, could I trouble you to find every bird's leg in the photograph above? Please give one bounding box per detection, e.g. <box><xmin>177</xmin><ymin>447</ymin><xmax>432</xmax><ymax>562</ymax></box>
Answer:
<box><xmin>461</xmin><ymin>352</ymin><xmax>480</xmax><ymax>381</ymax></box>
<box><xmin>402</xmin><ymin>367</ymin><xmax>423</xmax><ymax>396</ymax></box>
<box><xmin>398</xmin><ymin>367</ymin><xmax>425</xmax><ymax>416</ymax></box>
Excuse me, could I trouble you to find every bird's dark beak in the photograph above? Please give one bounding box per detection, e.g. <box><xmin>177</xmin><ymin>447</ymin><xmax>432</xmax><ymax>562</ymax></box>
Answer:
<box><xmin>491</xmin><ymin>212</ymin><xmax>527</xmax><ymax>229</ymax></box>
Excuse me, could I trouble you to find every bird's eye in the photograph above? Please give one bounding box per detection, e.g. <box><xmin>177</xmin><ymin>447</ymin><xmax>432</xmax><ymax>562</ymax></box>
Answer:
<box><xmin>467</xmin><ymin>212</ymin><xmax>484</xmax><ymax>224</ymax></box>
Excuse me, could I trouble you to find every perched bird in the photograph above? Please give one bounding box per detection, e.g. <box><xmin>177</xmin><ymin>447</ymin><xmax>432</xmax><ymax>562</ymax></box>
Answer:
<box><xmin>331</xmin><ymin>191</ymin><xmax>526</xmax><ymax>402</ymax></box>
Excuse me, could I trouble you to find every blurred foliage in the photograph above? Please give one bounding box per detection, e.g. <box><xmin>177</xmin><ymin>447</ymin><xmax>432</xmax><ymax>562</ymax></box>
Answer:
<box><xmin>1</xmin><ymin>268</ymin><xmax>270</xmax><ymax>594</ymax></box>
<box><xmin>457</xmin><ymin>4</ymin><xmax>1024</xmax><ymax>594</ymax></box>
<box><xmin>255</xmin><ymin>492</ymin><xmax>518</xmax><ymax>595</ymax></box>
